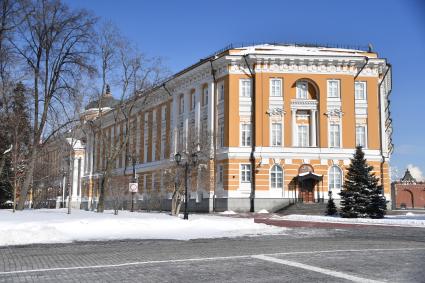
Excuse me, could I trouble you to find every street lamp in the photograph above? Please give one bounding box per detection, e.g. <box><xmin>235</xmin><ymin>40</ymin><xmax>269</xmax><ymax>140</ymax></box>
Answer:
<box><xmin>174</xmin><ymin>151</ymin><xmax>198</xmax><ymax>220</ymax></box>
<box><xmin>60</xmin><ymin>168</ymin><xmax>66</xmax><ymax>208</ymax></box>
<box><xmin>127</xmin><ymin>154</ymin><xmax>138</xmax><ymax>212</ymax></box>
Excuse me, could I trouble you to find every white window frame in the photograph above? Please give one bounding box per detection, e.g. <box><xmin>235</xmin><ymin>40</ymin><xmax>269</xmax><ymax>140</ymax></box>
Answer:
<box><xmin>356</xmin><ymin>124</ymin><xmax>367</xmax><ymax>148</ymax></box>
<box><xmin>270</xmin><ymin>165</ymin><xmax>283</xmax><ymax>189</ymax></box>
<box><xmin>327</xmin><ymin>80</ymin><xmax>340</xmax><ymax>99</ymax></box>
<box><xmin>218</xmin><ymin>165</ymin><xmax>223</xmax><ymax>184</ymax></box>
<box><xmin>271</xmin><ymin>122</ymin><xmax>282</xmax><ymax>146</ymax></box>
<box><xmin>355</xmin><ymin>81</ymin><xmax>367</xmax><ymax>101</ymax></box>
<box><xmin>219</xmin><ymin>120</ymin><xmax>225</xmax><ymax>148</ymax></box>
<box><xmin>203</xmin><ymin>88</ymin><xmax>208</xmax><ymax>106</ymax></box>
<box><xmin>179</xmin><ymin>95</ymin><xmax>184</xmax><ymax>114</ymax></box>
<box><xmin>329</xmin><ymin>166</ymin><xmax>343</xmax><ymax>191</ymax></box>
<box><xmin>219</xmin><ymin>82</ymin><xmax>225</xmax><ymax>101</ymax></box>
<box><xmin>143</xmin><ymin>113</ymin><xmax>149</xmax><ymax>163</ymax></box>
<box><xmin>161</xmin><ymin>106</ymin><xmax>166</xmax><ymax>159</ymax></box>
<box><xmin>240</xmin><ymin>122</ymin><xmax>251</xmax><ymax>147</ymax></box>
<box><xmin>297</xmin><ymin>124</ymin><xmax>309</xmax><ymax>147</ymax></box>
<box><xmin>296</xmin><ymin>81</ymin><xmax>308</xmax><ymax>99</ymax></box>
<box><xmin>270</xmin><ymin>78</ymin><xmax>282</xmax><ymax>97</ymax></box>
<box><xmin>152</xmin><ymin>110</ymin><xmax>157</xmax><ymax>161</ymax></box>
<box><xmin>191</xmin><ymin>92</ymin><xmax>195</xmax><ymax>110</ymax></box>
<box><xmin>329</xmin><ymin>122</ymin><xmax>341</xmax><ymax>148</ymax></box>
<box><xmin>240</xmin><ymin>164</ymin><xmax>251</xmax><ymax>183</ymax></box>
<box><xmin>240</xmin><ymin>79</ymin><xmax>252</xmax><ymax>97</ymax></box>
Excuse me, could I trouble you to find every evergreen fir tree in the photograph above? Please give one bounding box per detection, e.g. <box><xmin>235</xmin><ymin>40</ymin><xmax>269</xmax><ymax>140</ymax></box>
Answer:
<box><xmin>0</xmin><ymin>157</ymin><xmax>13</xmax><ymax>207</ymax></box>
<box><xmin>367</xmin><ymin>185</ymin><xmax>387</xmax><ymax>219</ymax></box>
<box><xmin>339</xmin><ymin>146</ymin><xmax>376</xmax><ymax>218</ymax></box>
<box><xmin>326</xmin><ymin>191</ymin><xmax>338</xmax><ymax>216</ymax></box>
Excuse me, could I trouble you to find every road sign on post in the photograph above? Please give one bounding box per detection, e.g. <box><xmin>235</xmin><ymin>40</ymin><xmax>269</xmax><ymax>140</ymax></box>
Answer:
<box><xmin>129</xmin><ymin>183</ymin><xmax>138</xmax><ymax>193</ymax></box>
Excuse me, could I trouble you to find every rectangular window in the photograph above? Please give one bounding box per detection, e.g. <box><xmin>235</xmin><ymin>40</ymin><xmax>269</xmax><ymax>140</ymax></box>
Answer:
<box><xmin>143</xmin><ymin>114</ymin><xmax>149</xmax><ymax>163</ymax></box>
<box><xmin>219</xmin><ymin>83</ymin><xmax>225</xmax><ymax>101</ymax></box>
<box><xmin>241</xmin><ymin>123</ymin><xmax>251</xmax><ymax>147</ymax></box>
<box><xmin>240</xmin><ymin>79</ymin><xmax>251</xmax><ymax>97</ymax></box>
<box><xmin>191</xmin><ymin>92</ymin><xmax>195</xmax><ymax>110</ymax></box>
<box><xmin>270</xmin><ymin>79</ymin><xmax>282</xmax><ymax>97</ymax></box>
<box><xmin>328</xmin><ymin>80</ymin><xmax>340</xmax><ymax>98</ymax></box>
<box><xmin>329</xmin><ymin>123</ymin><xmax>341</xmax><ymax>148</ymax></box>
<box><xmin>218</xmin><ymin>165</ymin><xmax>223</xmax><ymax>184</ymax></box>
<box><xmin>297</xmin><ymin>125</ymin><xmax>309</xmax><ymax>147</ymax></box>
<box><xmin>271</xmin><ymin>122</ymin><xmax>282</xmax><ymax>146</ymax></box>
<box><xmin>161</xmin><ymin>107</ymin><xmax>166</xmax><ymax>159</ymax></box>
<box><xmin>219</xmin><ymin>121</ymin><xmax>225</xmax><ymax>148</ymax></box>
<box><xmin>179</xmin><ymin>95</ymin><xmax>184</xmax><ymax>114</ymax></box>
<box><xmin>296</xmin><ymin>81</ymin><xmax>308</xmax><ymax>99</ymax></box>
<box><xmin>355</xmin><ymin>82</ymin><xmax>367</xmax><ymax>100</ymax></box>
<box><xmin>177</xmin><ymin>127</ymin><xmax>183</xmax><ymax>151</ymax></box>
<box><xmin>241</xmin><ymin>164</ymin><xmax>251</xmax><ymax>182</ymax></box>
<box><xmin>356</xmin><ymin>125</ymin><xmax>366</xmax><ymax>147</ymax></box>
<box><xmin>203</xmin><ymin>88</ymin><xmax>208</xmax><ymax>106</ymax></box>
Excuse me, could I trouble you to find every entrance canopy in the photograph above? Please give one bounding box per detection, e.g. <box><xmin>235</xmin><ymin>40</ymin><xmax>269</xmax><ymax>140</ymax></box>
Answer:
<box><xmin>297</xmin><ymin>172</ymin><xmax>323</xmax><ymax>182</ymax></box>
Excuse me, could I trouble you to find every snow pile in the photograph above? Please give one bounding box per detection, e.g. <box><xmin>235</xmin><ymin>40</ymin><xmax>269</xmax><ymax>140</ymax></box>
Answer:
<box><xmin>0</xmin><ymin>209</ymin><xmax>286</xmax><ymax>246</ymax></box>
<box><xmin>220</xmin><ymin>210</ymin><xmax>237</xmax><ymax>215</ymax></box>
<box><xmin>273</xmin><ymin>214</ymin><xmax>425</xmax><ymax>227</ymax></box>
<box><xmin>257</xmin><ymin>209</ymin><xmax>269</xmax><ymax>214</ymax></box>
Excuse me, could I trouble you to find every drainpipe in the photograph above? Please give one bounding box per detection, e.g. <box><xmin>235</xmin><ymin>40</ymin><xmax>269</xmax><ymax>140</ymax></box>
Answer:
<box><xmin>243</xmin><ymin>54</ymin><xmax>256</xmax><ymax>213</ymax></box>
<box><xmin>162</xmin><ymin>83</ymin><xmax>172</xmax><ymax>97</ymax></box>
<box><xmin>354</xmin><ymin>57</ymin><xmax>369</xmax><ymax>80</ymax></box>
<box><xmin>377</xmin><ymin>63</ymin><xmax>392</xmax><ymax>195</ymax></box>
<box><xmin>209</xmin><ymin>59</ymin><xmax>218</xmax><ymax>212</ymax></box>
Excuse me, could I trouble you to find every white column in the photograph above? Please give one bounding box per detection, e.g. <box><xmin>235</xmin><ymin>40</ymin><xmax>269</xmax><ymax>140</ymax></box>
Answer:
<box><xmin>291</xmin><ymin>109</ymin><xmax>297</xmax><ymax>146</ymax></box>
<box><xmin>311</xmin><ymin>109</ymin><xmax>317</xmax><ymax>147</ymax></box>
<box><xmin>71</xmin><ymin>157</ymin><xmax>78</xmax><ymax>201</ymax></box>
<box><xmin>207</xmin><ymin>81</ymin><xmax>215</xmax><ymax>154</ymax></box>
<box><xmin>195</xmin><ymin>85</ymin><xmax>202</xmax><ymax>139</ymax></box>
<box><xmin>135</xmin><ymin>115</ymin><xmax>140</xmax><ymax>159</ymax></box>
<box><xmin>171</xmin><ymin>95</ymin><xmax>178</xmax><ymax>157</ymax></box>
<box><xmin>183</xmin><ymin>91</ymin><xmax>190</xmax><ymax>151</ymax></box>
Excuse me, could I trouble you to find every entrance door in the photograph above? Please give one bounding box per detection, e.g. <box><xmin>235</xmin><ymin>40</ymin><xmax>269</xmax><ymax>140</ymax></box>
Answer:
<box><xmin>300</xmin><ymin>180</ymin><xmax>315</xmax><ymax>203</ymax></box>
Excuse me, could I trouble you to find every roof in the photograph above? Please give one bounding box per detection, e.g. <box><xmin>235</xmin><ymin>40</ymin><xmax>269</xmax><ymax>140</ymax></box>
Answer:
<box><xmin>400</xmin><ymin>169</ymin><xmax>417</xmax><ymax>184</ymax></box>
<box><xmin>229</xmin><ymin>43</ymin><xmax>377</xmax><ymax>58</ymax></box>
<box><xmin>85</xmin><ymin>85</ymin><xmax>119</xmax><ymax>110</ymax></box>
<box><xmin>298</xmin><ymin>172</ymin><xmax>323</xmax><ymax>182</ymax></box>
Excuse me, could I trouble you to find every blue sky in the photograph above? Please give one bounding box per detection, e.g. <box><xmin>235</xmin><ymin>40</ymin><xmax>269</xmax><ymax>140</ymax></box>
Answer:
<box><xmin>67</xmin><ymin>0</ymin><xmax>425</xmax><ymax>179</ymax></box>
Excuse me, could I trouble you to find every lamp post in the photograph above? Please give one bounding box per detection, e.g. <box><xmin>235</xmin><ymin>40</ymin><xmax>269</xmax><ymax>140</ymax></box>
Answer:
<box><xmin>127</xmin><ymin>154</ymin><xmax>138</xmax><ymax>212</ymax></box>
<box><xmin>60</xmin><ymin>168</ymin><xmax>66</xmax><ymax>208</ymax></box>
<box><xmin>175</xmin><ymin>151</ymin><xmax>198</xmax><ymax>220</ymax></box>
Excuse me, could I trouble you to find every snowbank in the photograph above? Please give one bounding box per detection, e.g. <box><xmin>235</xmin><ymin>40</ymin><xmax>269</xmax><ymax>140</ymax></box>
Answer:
<box><xmin>273</xmin><ymin>214</ymin><xmax>425</xmax><ymax>227</ymax></box>
<box><xmin>0</xmin><ymin>209</ymin><xmax>286</xmax><ymax>246</ymax></box>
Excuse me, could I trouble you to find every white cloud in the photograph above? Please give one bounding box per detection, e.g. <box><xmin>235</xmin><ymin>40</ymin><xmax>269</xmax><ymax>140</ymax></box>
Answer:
<box><xmin>407</xmin><ymin>164</ymin><xmax>424</xmax><ymax>181</ymax></box>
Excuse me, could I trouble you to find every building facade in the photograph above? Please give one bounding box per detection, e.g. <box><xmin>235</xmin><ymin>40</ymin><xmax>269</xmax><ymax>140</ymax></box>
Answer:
<box><xmin>392</xmin><ymin>169</ymin><xmax>425</xmax><ymax>210</ymax></box>
<box><xmin>74</xmin><ymin>44</ymin><xmax>392</xmax><ymax>212</ymax></box>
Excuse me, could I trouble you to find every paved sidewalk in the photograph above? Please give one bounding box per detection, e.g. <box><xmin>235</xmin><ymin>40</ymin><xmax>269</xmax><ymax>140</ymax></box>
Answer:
<box><xmin>1</xmin><ymin>225</ymin><xmax>424</xmax><ymax>282</ymax></box>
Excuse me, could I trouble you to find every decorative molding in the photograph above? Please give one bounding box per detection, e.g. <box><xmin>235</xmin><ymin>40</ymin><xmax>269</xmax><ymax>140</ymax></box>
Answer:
<box><xmin>291</xmin><ymin>99</ymin><xmax>318</xmax><ymax>110</ymax></box>
<box><xmin>266</xmin><ymin>107</ymin><xmax>286</xmax><ymax>117</ymax></box>
<box><xmin>325</xmin><ymin>109</ymin><xmax>344</xmax><ymax>118</ymax></box>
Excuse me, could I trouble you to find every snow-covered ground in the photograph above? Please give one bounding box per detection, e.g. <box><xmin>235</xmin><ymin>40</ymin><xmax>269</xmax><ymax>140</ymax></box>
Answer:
<box><xmin>273</xmin><ymin>213</ymin><xmax>425</xmax><ymax>227</ymax></box>
<box><xmin>0</xmin><ymin>209</ymin><xmax>286</xmax><ymax>246</ymax></box>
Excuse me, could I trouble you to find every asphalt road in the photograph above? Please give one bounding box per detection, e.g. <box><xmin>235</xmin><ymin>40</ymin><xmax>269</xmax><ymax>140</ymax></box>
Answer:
<box><xmin>0</xmin><ymin>226</ymin><xmax>424</xmax><ymax>282</ymax></box>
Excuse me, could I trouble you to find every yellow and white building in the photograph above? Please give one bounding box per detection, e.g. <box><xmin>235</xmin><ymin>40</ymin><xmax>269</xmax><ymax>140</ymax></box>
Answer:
<box><xmin>79</xmin><ymin>43</ymin><xmax>393</xmax><ymax>212</ymax></box>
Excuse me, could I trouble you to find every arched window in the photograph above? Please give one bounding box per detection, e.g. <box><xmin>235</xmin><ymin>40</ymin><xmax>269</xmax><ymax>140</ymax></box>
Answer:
<box><xmin>329</xmin><ymin>166</ymin><xmax>342</xmax><ymax>190</ymax></box>
<box><xmin>271</xmin><ymin>165</ymin><xmax>283</xmax><ymax>189</ymax></box>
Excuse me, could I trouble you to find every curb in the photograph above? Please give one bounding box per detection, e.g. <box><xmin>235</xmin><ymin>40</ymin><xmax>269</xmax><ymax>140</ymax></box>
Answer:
<box><xmin>254</xmin><ymin>218</ymin><xmax>425</xmax><ymax>229</ymax></box>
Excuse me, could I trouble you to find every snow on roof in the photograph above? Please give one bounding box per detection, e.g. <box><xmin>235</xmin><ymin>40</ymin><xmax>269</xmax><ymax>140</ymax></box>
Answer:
<box><xmin>231</xmin><ymin>44</ymin><xmax>376</xmax><ymax>58</ymax></box>
<box><xmin>298</xmin><ymin>172</ymin><xmax>322</xmax><ymax>177</ymax></box>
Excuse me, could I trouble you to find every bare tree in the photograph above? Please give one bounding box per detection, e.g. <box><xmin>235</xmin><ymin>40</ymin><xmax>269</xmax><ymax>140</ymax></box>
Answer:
<box><xmin>163</xmin><ymin>129</ymin><xmax>213</xmax><ymax>216</ymax></box>
<box><xmin>0</xmin><ymin>0</ymin><xmax>26</xmax><ymax>178</ymax></box>
<box><xmin>11</xmin><ymin>0</ymin><xmax>97</xmax><ymax>210</ymax></box>
<box><xmin>89</xmin><ymin>22</ymin><xmax>168</xmax><ymax>214</ymax></box>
